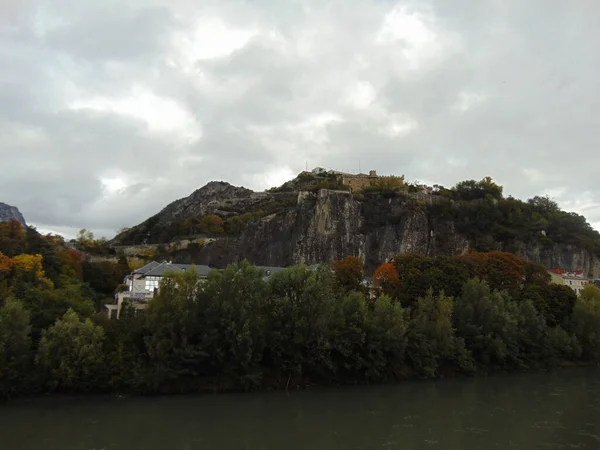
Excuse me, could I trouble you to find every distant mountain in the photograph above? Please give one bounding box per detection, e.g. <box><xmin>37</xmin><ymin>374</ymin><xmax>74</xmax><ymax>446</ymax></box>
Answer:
<box><xmin>0</xmin><ymin>202</ymin><xmax>26</xmax><ymax>225</ymax></box>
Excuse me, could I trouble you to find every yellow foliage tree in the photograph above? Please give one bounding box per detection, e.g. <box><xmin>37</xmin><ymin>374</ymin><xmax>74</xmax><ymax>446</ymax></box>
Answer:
<box><xmin>12</xmin><ymin>254</ymin><xmax>45</xmax><ymax>280</ymax></box>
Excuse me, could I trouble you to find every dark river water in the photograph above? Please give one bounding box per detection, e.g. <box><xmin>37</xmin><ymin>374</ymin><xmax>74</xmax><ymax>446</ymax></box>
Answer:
<box><xmin>1</xmin><ymin>368</ymin><xmax>600</xmax><ymax>450</ymax></box>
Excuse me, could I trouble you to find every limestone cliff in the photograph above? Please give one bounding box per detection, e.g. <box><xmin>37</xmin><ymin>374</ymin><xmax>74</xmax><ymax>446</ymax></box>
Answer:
<box><xmin>112</xmin><ymin>180</ymin><xmax>600</xmax><ymax>277</ymax></box>
<box><xmin>0</xmin><ymin>202</ymin><xmax>26</xmax><ymax>225</ymax></box>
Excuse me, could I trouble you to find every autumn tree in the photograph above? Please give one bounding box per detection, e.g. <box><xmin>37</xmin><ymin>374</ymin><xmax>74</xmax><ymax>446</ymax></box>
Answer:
<box><xmin>0</xmin><ymin>252</ymin><xmax>12</xmax><ymax>275</ymax></box>
<box><xmin>373</xmin><ymin>263</ymin><xmax>400</xmax><ymax>297</ymax></box>
<box><xmin>12</xmin><ymin>254</ymin><xmax>46</xmax><ymax>280</ymax></box>
<box><xmin>75</xmin><ymin>229</ymin><xmax>108</xmax><ymax>253</ymax></box>
<box><xmin>59</xmin><ymin>248</ymin><xmax>85</xmax><ymax>280</ymax></box>
<box><xmin>76</xmin><ymin>229</ymin><xmax>96</xmax><ymax>249</ymax></box>
<box><xmin>457</xmin><ymin>251</ymin><xmax>528</xmax><ymax>298</ymax></box>
<box><xmin>333</xmin><ymin>256</ymin><xmax>364</xmax><ymax>293</ymax></box>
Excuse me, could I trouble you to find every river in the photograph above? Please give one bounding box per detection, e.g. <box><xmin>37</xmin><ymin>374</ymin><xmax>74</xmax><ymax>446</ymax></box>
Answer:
<box><xmin>1</xmin><ymin>368</ymin><xmax>599</xmax><ymax>450</ymax></box>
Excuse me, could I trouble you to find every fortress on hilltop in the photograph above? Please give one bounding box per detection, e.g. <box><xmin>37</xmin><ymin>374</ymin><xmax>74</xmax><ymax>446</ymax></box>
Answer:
<box><xmin>308</xmin><ymin>166</ymin><xmax>381</xmax><ymax>192</ymax></box>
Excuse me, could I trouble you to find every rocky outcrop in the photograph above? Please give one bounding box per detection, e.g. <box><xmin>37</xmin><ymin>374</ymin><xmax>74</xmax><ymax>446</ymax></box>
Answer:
<box><xmin>113</xmin><ymin>177</ymin><xmax>600</xmax><ymax>276</ymax></box>
<box><xmin>156</xmin><ymin>181</ymin><xmax>271</xmax><ymax>224</ymax></box>
<box><xmin>161</xmin><ymin>188</ymin><xmax>600</xmax><ymax>276</ymax></box>
<box><xmin>0</xmin><ymin>202</ymin><xmax>26</xmax><ymax>225</ymax></box>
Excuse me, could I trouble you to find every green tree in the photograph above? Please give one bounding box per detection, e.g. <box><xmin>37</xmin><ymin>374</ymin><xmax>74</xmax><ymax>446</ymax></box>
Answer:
<box><xmin>571</xmin><ymin>285</ymin><xmax>600</xmax><ymax>361</ymax></box>
<box><xmin>406</xmin><ymin>289</ymin><xmax>473</xmax><ymax>377</ymax></box>
<box><xmin>198</xmin><ymin>215</ymin><xmax>225</xmax><ymax>234</ymax></box>
<box><xmin>454</xmin><ymin>279</ymin><xmax>521</xmax><ymax>370</ymax></box>
<box><xmin>37</xmin><ymin>308</ymin><xmax>106</xmax><ymax>391</ymax></box>
<box><xmin>521</xmin><ymin>283</ymin><xmax>576</xmax><ymax>328</ymax></box>
<box><xmin>515</xmin><ymin>299</ymin><xmax>578</xmax><ymax>367</ymax></box>
<box><xmin>330</xmin><ymin>291</ymin><xmax>368</xmax><ymax>380</ymax></box>
<box><xmin>196</xmin><ymin>261</ymin><xmax>268</xmax><ymax>388</ymax></box>
<box><xmin>453</xmin><ymin>176</ymin><xmax>503</xmax><ymax>201</ymax></box>
<box><xmin>143</xmin><ymin>267</ymin><xmax>206</xmax><ymax>390</ymax></box>
<box><xmin>363</xmin><ymin>294</ymin><xmax>407</xmax><ymax>381</ymax></box>
<box><xmin>264</xmin><ymin>265</ymin><xmax>336</xmax><ymax>385</ymax></box>
<box><xmin>392</xmin><ymin>254</ymin><xmax>469</xmax><ymax>306</ymax></box>
<box><xmin>0</xmin><ymin>298</ymin><xmax>32</xmax><ymax>397</ymax></box>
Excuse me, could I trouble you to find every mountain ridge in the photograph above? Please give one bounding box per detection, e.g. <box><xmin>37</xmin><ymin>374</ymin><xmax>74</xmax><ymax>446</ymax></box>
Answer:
<box><xmin>0</xmin><ymin>202</ymin><xmax>26</xmax><ymax>225</ymax></box>
<box><xmin>110</xmin><ymin>171</ymin><xmax>600</xmax><ymax>276</ymax></box>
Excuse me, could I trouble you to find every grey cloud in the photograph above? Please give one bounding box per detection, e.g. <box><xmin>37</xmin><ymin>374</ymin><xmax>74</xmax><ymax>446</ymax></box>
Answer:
<box><xmin>2</xmin><ymin>0</ymin><xmax>600</xmax><ymax>237</ymax></box>
<box><xmin>44</xmin><ymin>6</ymin><xmax>175</xmax><ymax>61</ymax></box>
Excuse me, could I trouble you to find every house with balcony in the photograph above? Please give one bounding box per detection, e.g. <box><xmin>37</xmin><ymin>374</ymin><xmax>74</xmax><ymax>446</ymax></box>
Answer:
<box><xmin>105</xmin><ymin>260</ymin><xmax>287</xmax><ymax>319</ymax></box>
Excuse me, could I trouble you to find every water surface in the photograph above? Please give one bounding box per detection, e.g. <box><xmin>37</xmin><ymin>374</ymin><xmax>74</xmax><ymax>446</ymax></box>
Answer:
<box><xmin>1</xmin><ymin>368</ymin><xmax>600</xmax><ymax>449</ymax></box>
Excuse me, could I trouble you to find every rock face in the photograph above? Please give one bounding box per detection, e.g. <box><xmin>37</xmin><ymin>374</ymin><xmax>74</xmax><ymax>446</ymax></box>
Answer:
<box><xmin>0</xmin><ymin>202</ymin><xmax>26</xmax><ymax>225</ymax></box>
<box><xmin>156</xmin><ymin>181</ymin><xmax>271</xmax><ymax>225</ymax></box>
<box><xmin>117</xmin><ymin>182</ymin><xmax>600</xmax><ymax>277</ymax></box>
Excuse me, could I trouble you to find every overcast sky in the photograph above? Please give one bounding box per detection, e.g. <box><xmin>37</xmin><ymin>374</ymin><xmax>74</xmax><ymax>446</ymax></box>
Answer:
<box><xmin>1</xmin><ymin>0</ymin><xmax>600</xmax><ymax>239</ymax></box>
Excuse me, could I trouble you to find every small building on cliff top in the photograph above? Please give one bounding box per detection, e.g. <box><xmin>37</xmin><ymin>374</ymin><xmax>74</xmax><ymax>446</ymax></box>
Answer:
<box><xmin>309</xmin><ymin>167</ymin><xmax>380</xmax><ymax>192</ymax></box>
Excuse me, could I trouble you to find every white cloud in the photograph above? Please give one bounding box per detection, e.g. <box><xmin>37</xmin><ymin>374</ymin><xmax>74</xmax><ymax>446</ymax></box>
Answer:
<box><xmin>69</xmin><ymin>85</ymin><xmax>202</xmax><ymax>142</ymax></box>
<box><xmin>252</xmin><ymin>166</ymin><xmax>297</xmax><ymax>191</ymax></box>
<box><xmin>375</xmin><ymin>2</ymin><xmax>462</xmax><ymax>71</ymax></box>
<box><xmin>347</xmin><ymin>81</ymin><xmax>377</xmax><ymax>109</ymax></box>
<box><xmin>169</xmin><ymin>17</ymin><xmax>257</xmax><ymax>70</ymax></box>
<box><xmin>452</xmin><ymin>91</ymin><xmax>488</xmax><ymax>112</ymax></box>
<box><xmin>100</xmin><ymin>176</ymin><xmax>128</xmax><ymax>195</ymax></box>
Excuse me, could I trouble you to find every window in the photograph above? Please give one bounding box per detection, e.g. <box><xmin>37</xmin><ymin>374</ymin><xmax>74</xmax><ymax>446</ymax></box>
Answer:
<box><xmin>145</xmin><ymin>276</ymin><xmax>160</xmax><ymax>292</ymax></box>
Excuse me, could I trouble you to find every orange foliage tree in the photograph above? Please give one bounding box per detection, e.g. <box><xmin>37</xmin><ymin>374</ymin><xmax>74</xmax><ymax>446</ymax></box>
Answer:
<box><xmin>333</xmin><ymin>256</ymin><xmax>364</xmax><ymax>292</ymax></box>
<box><xmin>373</xmin><ymin>263</ymin><xmax>400</xmax><ymax>296</ymax></box>
<box><xmin>0</xmin><ymin>252</ymin><xmax>12</xmax><ymax>274</ymax></box>
<box><xmin>456</xmin><ymin>251</ymin><xmax>528</xmax><ymax>297</ymax></box>
<box><xmin>59</xmin><ymin>249</ymin><xmax>85</xmax><ymax>280</ymax></box>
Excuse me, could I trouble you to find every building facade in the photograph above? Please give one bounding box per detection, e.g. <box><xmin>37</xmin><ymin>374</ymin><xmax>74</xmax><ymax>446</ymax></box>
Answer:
<box><xmin>105</xmin><ymin>261</ymin><xmax>287</xmax><ymax>319</ymax></box>
<box><xmin>548</xmin><ymin>268</ymin><xmax>592</xmax><ymax>296</ymax></box>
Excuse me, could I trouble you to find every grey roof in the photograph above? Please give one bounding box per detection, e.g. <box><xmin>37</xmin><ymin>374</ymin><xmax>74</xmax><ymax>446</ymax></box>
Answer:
<box><xmin>134</xmin><ymin>260</ymin><xmax>286</xmax><ymax>279</ymax></box>
<box><xmin>141</xmin><ymin>261</ymin><xmax>212</xmax><ymax>278</ymax></box>
<box><xmin>186</xmin><ymin>264</ymin><xmax>213</xmax><ymax>277</ymax></box>
<box><xmin>133</xmin><ymin>261</ymin><xmax>161</xmax><ymax>275</ymax></box>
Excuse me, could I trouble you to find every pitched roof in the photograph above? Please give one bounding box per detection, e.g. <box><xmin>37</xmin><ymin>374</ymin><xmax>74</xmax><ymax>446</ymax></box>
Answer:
<box><xmin>133</xmin><ymin>261</ymin><xmax>161</xmax><ymax>275</ymax></box>
<box><xmin>140</xmin><ymin>261</ymin><xmax>212</xmax><ymax>278</ymax></box>
<box><xmin>134</xmin><ymin>261</ymin><xmax>287</xmax><ymax>279</ymax></box>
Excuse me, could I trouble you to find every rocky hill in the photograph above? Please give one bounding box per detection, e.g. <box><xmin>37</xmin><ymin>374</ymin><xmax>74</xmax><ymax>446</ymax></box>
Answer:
<box><xmin>0</xmin><ymin>202</ymin><xmax>26</xmax><ymax>225</ymax></box>
<box><xmin>111</xmin><ymin>172</ymin><xmax>600</xmax><ymax>276</ymax></box>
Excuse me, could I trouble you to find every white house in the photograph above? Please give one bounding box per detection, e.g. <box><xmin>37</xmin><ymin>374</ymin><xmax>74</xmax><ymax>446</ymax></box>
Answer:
<box><xmin>548</xmin><ymin>269</ymin><xmax>592</xmax><ymax>297</ymax></box>
<box><xmin>105</xmin><ymin>261</ymin><xmax>287</xmax><ymax>319</ymax></box>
